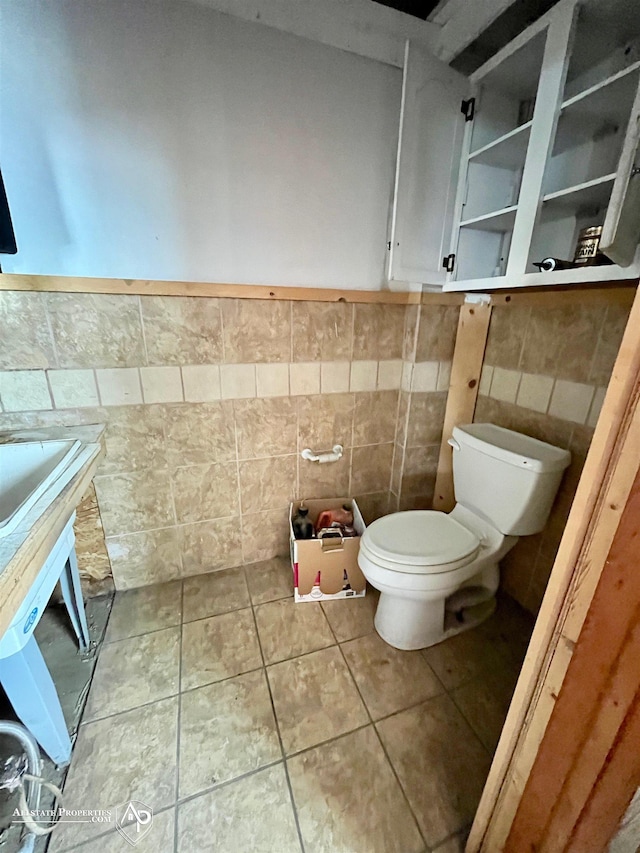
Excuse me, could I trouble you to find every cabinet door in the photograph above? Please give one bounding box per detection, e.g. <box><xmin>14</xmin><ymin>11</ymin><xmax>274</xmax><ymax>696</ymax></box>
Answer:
<box><xmin>600</xmin><ymin>79</ymin><xmax>640</xmax><ymax>267</ymax></box>
<box><xmin>388</xmin><ymin>40</ymin><xmax>468</xmax><ymax>287</ymax></box>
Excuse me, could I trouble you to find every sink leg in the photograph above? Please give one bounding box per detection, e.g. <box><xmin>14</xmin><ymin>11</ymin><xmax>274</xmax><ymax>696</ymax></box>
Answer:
<box><xmin>60</xmin><ymin>547</ymin><xmax>90</xmax><ymax>653</ymax></box>
<box><xmin>0</xmin><ymin>635</ymin><xmax>71</xmax><ymax>766</ymax></box>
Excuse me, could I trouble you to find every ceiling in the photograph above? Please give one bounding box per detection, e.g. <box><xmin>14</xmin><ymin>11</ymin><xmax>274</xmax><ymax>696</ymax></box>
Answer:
<box><xmin>451</xmin><ymin>0</ymin><xmax>558</xmax><ymax>73</ymax></box>
<box><xmin>371</xmin><ymin>1</ymin><xmax>442</xmax><ymax>21</ymax></box>
<box><xmin>374</xmin><ymin>0</ymin><xmax>560</xmax><ymax>72</ymax></box>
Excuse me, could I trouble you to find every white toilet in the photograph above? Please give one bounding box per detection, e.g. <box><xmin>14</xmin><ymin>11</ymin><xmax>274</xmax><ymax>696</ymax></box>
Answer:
<box><xmin>358</xmin><ymin>423</ymin><xmax>571</xmax><ymax>650</ymax></box>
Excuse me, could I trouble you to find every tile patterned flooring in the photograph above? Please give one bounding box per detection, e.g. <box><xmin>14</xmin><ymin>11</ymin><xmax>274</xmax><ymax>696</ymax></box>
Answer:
<box><xmin>46</xmin><ymin>557</ymin><xmax>533</xmax><ymax>853</ymax></box>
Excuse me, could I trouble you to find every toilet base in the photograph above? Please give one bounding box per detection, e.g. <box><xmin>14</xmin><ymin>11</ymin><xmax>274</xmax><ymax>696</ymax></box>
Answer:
<box><xmin>374</xmin><ymin>591</ymin><xmax>496</xmax><ymax>651</ymax></box>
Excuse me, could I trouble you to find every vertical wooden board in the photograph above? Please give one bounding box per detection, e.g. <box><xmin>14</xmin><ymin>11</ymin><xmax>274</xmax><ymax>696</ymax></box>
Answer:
<box><xmin>467</xmin><ymin>285</ymin><xmax>640</xmax><ymax>853</ymax></box>
<box><xmin>433</xmin><ymin>301</ymin><xmax>491</xmax><ymax>511</ymax></box>
<box><xmin>506</xmin><ymin>474</ymin><xmax>640</xmax><ymax>852</ymax></box>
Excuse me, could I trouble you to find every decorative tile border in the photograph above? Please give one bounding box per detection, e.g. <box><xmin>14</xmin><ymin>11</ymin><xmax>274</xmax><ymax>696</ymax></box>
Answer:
<box><xmin>0</xmin><ymin>361</ymin><xmax>451</xmax><ymax>413</ymax></box>
<box><xmin>480</xmin><ymin>364</ymin><xmax>606</xmax><ymax>428</ymax></box>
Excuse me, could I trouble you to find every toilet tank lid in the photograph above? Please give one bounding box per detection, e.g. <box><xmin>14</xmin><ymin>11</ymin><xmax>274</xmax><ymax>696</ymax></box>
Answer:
<box><xmin>453</xmin><ymin>424</ymin><xmax>571</xmax><ymax>474</ymax></box>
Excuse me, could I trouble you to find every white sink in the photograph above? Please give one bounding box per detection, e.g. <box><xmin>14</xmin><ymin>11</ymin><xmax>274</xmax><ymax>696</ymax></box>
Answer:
<box><xmin>0</xmin><ymin>440</ymin><xmax>84</xmax><ymax>539</ymax></box>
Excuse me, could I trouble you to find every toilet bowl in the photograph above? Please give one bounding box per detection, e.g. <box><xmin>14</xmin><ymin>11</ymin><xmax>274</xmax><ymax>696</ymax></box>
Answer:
<box><xmin>358</xmin><ymin>423</ymin><xmax>571</xmax><ymax>650</ymax></box>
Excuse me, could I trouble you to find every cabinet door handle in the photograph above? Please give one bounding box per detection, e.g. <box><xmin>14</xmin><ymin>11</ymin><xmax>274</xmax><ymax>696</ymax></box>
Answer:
<box><xmin>442</xmin><ymin>253</ymin><xmax>456</xmax><ymax>273</ymax></box>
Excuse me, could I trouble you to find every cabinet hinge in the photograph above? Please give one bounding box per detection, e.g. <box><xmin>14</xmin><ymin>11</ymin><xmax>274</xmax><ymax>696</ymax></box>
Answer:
<box><xmin>461</xmin><ymin>97</ymin><xmax>475</xmax><ymax>122</ymax></box>
<box><xmin>442</xmin><ymin>253</ymin><xmax>456</xmax><ymax>273</ymax></box>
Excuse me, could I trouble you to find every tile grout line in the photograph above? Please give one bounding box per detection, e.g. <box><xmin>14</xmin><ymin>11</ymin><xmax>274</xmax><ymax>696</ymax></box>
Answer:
<box><xmin>173</xmin><ymin>579</ymin><xmax>185</xmax><ymax>853</ymax></box>
<box><xmin>389</xmin><ymin>381</ymin><xmax>404</xmax><ymax>503</ymax></box>
<box><xmin>334</xmin><ymin>638</ymin><xmax>430</xmax><ymax>850</ymax></box>
<box><xmin>446</xmin><ymin>686</ymin><xmax>495</xmax><ymax>762</ymax></box>
<box><xmin>218</xmin><ymin>298</ymin><xmax>227</xmax><ymax>365</ymax></box>
<box><xmin>245</xmin><ymin>569</ymin><xmax>306</xmax><ymax>853</ymax></box>
<box><xmin>232</xmin><ymin>399</ymin><xmax>246</xmax><ymax>564</ymax></box>
<box><xmin>174</xmin><ymin>757</ymin><xmax>285</xmax><ymax>808</ymax></box>
<box><xmin>101</xmin><ymin>616</ymin><xmax>184</xmax><ymax>645</ymax></box>
<box><xmin>584</xmin><ymin>302</ymin><xmax>607</xmax><ymax>387</ymax></box>
<box><xmin>137</xmin><ymin>295</ymin><xmax>150</xmax><ymax>367</ymax></box>
<box><xmin>284</xmin><ymin>721</ymin><xmax>372</xmax><ymax>762</ymax></box>
<box><xmin>42</xmin><ymin>292</ymin><xmax>61</xmax><ymax>370</ymax></box>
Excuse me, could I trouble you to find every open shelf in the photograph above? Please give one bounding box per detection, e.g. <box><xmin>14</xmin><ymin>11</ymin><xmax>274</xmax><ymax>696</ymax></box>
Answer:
<box><xmin>564</xmin><ymin>0</ymin><xmax>640</xmax><ymax>100</ymax></box>
<box><xmin>541</xmin><ymin>66</ymin><xmax>637</xmax><ymax>198</ymax></box>
<box><xmin>468</xmin><ymin>121</ymin><xmax>532</xmax><ymax>169</ymax></box>
<box><xmin>561</xmin><ymin>63</ymin><xmax>640</xmax><ymax>124</ymax></box>
<box><xmin>542</xmin><ymin>173</ymin><xmax>616</xmax><ymax>211</ymax></box>
<box><xmin>470</xmin><ymin>28</ymin><xmax>546</xmax><ymax>152</ymax></box>
<box><xmin>459</xmin><ymin>205</ymin><xmax>517</xmax><ymax>232</ymax></box>
<box><xmin>528</xmin><ymin>174</ymin><xmax>614</xmax><ymax>275</ymax></box>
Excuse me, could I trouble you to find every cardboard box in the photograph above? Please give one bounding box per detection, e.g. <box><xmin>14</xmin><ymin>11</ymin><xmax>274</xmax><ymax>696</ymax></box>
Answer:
<box><xmin>290</xmin><ymin>498</ymin><xmax>366</xmax><ymax>602</ymax></box>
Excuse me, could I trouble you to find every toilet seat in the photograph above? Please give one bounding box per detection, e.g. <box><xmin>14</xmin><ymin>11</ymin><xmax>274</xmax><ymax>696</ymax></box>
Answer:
<box><xmin>360</xmin><ymin>510</ymin><xmax>480</xmax><ymax>575</ymax></box>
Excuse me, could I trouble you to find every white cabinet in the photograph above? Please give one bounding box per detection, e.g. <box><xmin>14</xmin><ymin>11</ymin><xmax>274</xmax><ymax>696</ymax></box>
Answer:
<box><xmin>391</xmin><ymin>0</ymin><xmax>640</xmax><ymax>291</ymax></box>
<box><xmin>387</xmin><ymin>42</ymin><xmax>468</xmax><ymax>288</ymax></box>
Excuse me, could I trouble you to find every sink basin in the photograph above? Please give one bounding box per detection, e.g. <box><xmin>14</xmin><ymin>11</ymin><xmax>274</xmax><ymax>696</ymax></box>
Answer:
<box><xmin>0</xmin><ymin>440</ymin><xmax>84</xmax><ymax>539</ymax></box>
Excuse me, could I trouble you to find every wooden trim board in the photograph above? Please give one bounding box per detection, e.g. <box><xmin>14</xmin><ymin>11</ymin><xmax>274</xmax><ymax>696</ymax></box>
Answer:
<box><xmin>467</xmin><ymin>284</ymin><xmax>640</xmax><ymax>852</ymax></box>
<box><xmin>490</xmin><ymin>281</ymin><xmax>637</xmax><ymax>308</ymax></box>
<box><xmin>0</xmin><ymin>273</ymin><xmax>433</xmax><ymax>304</ymax></box>
<box><xmin>567</xmin><ymin>693</ymin><xmax>640</xmax><ymax>853</ymax></box>
<box><xmin>1</xmin><ymin>272</ymin><xmax>634</xmax><ymax>306</ymax></box>
<box><xmin>433</xmin><ymin>301</ymin><xmax>492</xmax><ymax>512</ymax></box>
<box><xmin>506</xmin><ymin>469</ymin><xmax>640</xmax><ymax>852</ymax></box>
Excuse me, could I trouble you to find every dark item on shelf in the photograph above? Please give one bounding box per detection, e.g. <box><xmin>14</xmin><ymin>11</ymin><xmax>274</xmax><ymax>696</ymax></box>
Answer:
<box><xmin>517</xmin><ymin>97</ymin><xmax>535</xmax><ymax>126</ymax></box>
<box><xmin>532</xmin><ymin>257</ymin><xmax>574</xmax><ymax>272</ymax></box>
<box><xmin>292</xmin><ymin>506</ymin><xmax>315</xmax><ymax>540</ymax></box>
<box><xmin>573</xmin><ymin>225</ymin><xmax>603</xmax><ymax>266</ymax></box>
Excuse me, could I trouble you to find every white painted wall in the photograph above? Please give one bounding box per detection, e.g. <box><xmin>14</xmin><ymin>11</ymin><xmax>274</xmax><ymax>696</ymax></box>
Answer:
<box><xmin>0</xmin><ymin>0</ymin><xmax>402</xmax><ymax>288</ymax></box>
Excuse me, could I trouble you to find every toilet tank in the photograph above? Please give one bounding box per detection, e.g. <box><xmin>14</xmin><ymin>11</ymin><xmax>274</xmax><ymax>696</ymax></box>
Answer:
<box><xmin>451</xmin><ymin>423</ymin><xmax>571</xmax><ymax>536</ymax></box>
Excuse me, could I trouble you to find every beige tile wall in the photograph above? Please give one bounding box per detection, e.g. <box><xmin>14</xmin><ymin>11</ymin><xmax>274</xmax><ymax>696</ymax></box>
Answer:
<box><xmin>6</xmin><ymin>289</ymin><xmax>622</xmax><ymax>608</ymax></box>
<box><xmin>391</xmin><ymin>304</ymin><xmax>459</xmax><ymax>512</ymax></box>
<box><xmin>0</xmin><ymin>292</ymin><xmax>454</xmax><ymax>590</ymax></box>
<box><xmin>475</xmin><ymin>299</ymin><xmax>632</xmax><ymax>614</ymax></box>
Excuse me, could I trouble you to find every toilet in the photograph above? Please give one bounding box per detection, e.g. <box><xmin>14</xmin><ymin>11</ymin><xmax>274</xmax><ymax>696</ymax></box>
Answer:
<box><xmin>358</xmin><ymin>423</ymin><xmax>571</xmax><ymax>650</ymax></box>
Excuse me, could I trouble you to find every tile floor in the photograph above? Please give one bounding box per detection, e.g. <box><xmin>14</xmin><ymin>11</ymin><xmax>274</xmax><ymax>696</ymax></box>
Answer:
<box><xmin>0</xmin><ymin>595</ymin><xmax>113</xmax><ymax>853</ymax></box>
<box><xmin>44</xmin><ymin>557</ymin><xmax>533</xmax><ymax>853</ymax></box>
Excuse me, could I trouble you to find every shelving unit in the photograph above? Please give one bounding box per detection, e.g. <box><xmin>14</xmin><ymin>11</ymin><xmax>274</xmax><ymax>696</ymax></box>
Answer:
<box><xmin>523</xmin><ymin>0</ymin><xmax>640</xmax><ymax>277</ymax></box>
<box><xmin>542</xmin><ymin>174</ymin><xmax>616</xmax><ymax>208</ymax></box>
<box><xmin>468</xmin><ymin>122</ymin><xmax>532</xmax><ymax>169</ymax></box>
<box><xmin>459</xmin><ymin>205</ymin><xmax>517</xmax><ymax>232</ymax></box>
<box><xmin>455</xmin><ymin>228</ymin><xmax>511</xmax><ymax>282</ymax></box>
<box><xmin>562</xmin><ymin>61</ymin><xmax>640</xmax><ymax>117</ymax></box>
<box><xmin>445</xmin><ymin>23</ymin><xmax>544</xmax><ymax>282</ymax></box>
<box><xmin>564</xmin><ymin>0</ymin><xmax>640</xmax><ymax>100</ymax></box>
<box><xmin>468</xmin><ymin>29</ymin><xmax>546</xmax><ymax>152</ymax></box>
<box><xmin>442</xmin><ymin>0</ymin><xmax>640</xmax><ymax>290</ymax></box>
<box><xmin>388</xmin><ymin>0</ymin><xmax>640</xmax><ymax>291</ymax></box>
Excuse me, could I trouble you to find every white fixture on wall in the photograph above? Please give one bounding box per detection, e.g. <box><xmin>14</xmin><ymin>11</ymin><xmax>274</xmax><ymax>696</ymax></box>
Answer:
<box><xmin>301</xmin><ymin>445</ymin><xmax>344</xmax><ymax>464</ymax></box>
